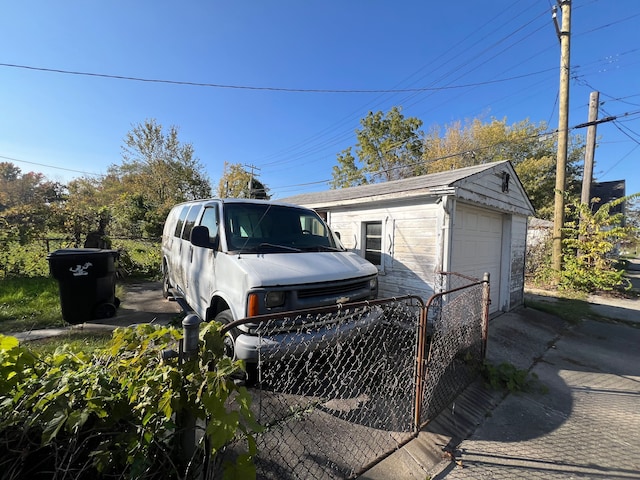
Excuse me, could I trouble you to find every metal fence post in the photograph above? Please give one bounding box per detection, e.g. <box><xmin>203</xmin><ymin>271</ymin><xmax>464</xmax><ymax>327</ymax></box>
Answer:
<box><xmin>180</xmin><ymin>314</ymin><xmax>202</xmax><ymax>463</ymax></box>
<box><xmin>414</xmin><ymin>302</ymin><xmax>428</xmax><ymax>432</ymax></box>
<box><xmin>481</xmin><ymin>272</ymin><xmax>490</xmax><ymax>359</ymax></box>
<box><xmin>182</xmin><ymin>314</ymin><xmax>202</xmax><ymax>360</ymax></box>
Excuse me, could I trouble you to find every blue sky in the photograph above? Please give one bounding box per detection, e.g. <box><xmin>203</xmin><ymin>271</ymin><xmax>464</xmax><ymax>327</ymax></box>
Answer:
<box><xmin>2</xmin><ymin>1</ymin><xmax>639</xmax><ymax>202</ymax></box>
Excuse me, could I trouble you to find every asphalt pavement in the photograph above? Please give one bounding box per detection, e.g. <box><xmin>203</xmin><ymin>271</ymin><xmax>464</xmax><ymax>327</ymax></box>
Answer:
<box><xmin>361</xmin><ymin>272</ymin><xmax>640</xmax><ymax>479</ymax></box>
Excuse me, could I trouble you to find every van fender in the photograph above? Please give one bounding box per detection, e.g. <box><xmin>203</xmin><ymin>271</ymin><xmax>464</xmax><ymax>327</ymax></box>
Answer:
<box><xmin>206</xmin><ymin>293</ymin><xmax>237</xmax><ymax>323</ymax></box>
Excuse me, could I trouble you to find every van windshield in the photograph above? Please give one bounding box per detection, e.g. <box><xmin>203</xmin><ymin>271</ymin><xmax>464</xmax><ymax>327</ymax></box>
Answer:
<box><xmin>223</xmin><ymin>203</ymin><xmax>342</xmax><ymax>253</ymax></box>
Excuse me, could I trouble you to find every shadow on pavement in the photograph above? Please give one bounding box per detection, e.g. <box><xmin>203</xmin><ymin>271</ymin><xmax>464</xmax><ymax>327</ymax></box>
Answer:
<box><xmin>429</xmin><ymin>301</ymin><xmax>640</xmax><ymax>479</ymax></box>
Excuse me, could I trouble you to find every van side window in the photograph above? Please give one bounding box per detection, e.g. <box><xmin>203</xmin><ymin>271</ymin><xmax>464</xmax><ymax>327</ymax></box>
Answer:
<box><xmin>174</xmin><ymin>206</ymin><xmax>190</xmax><ymax>237</ymax></box>
<box><xmin>300</xmin><ymin>215</ymin><xmax>327</xmax><ymax>236</ymax></box>
<box><xmin>200</xmin><ymin>206</ymin><xmax>219</xmax><ymax>242</ymax></box>
<box><xmin>182</xmin><ymin>206</ymin><xmax>201</xmax><ymax>240</ymax></box>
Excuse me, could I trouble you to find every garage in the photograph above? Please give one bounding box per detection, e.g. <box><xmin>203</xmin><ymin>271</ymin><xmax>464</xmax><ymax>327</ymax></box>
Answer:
<box><xmin>281</xmin><ymin>161</ymin><xmax>534</xmax><ymax>314</ymax></box>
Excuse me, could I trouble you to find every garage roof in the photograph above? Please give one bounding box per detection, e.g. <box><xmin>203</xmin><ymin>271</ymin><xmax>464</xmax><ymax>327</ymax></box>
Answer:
<box><xmin>280</xmin><ymin>160</ymin><xmax>534</xmax><ymax>216</ymax></box>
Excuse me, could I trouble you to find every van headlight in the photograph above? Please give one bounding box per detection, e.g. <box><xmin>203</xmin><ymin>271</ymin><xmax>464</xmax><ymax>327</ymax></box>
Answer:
<box><xmin>265</xmin><ymin>291</ymin><xmax>286</xmax><ymax>308</ymax></box>
<box><xmin>369</xmin><ymin>277</ymin><xmax>378</xmax><ymax>290</ymax></box>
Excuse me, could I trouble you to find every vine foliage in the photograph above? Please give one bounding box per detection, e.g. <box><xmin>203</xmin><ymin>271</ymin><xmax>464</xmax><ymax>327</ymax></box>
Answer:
<box><xmin>0</xmin><ymin>323</ymin><xmax>258</xmax><ymax>479</ymax></box>
<box><xmin>561</xmin><ymin>194</ymin><xmax>639</xmax><ymax>293</ymax></box>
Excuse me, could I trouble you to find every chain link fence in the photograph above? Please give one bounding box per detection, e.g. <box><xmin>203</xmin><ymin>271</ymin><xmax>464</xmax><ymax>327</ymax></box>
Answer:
<box><xmin>217</xmin><ymin>297</ymin><xmax>422</xmax><ymax>479</ymax></box>
<box><xmin>417</xmin><ymin>272</ymin><xmax>489</xmax><ymax>427</ymax></box>
<box><xmin>213</xmin><ymin>273</ymin><xmax>489</xmax><ymax>479</ymax></box>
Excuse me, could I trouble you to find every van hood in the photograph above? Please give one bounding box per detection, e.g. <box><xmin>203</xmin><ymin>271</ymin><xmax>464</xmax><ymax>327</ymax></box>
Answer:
<box><xmin>232</xmin><ymin>251</ymin><xmax>377</xmax><ymax>287</ymax></box>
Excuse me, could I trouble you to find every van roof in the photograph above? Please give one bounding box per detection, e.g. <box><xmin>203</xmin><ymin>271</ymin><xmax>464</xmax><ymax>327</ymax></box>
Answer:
<box><xmin>173</xmin><ymin>198</ymin><xmax>309</xmax><ymax>209</ymax></box>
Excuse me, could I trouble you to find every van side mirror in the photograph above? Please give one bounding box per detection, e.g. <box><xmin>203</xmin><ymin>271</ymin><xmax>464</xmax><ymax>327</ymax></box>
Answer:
<box><xmin>190</xmin><ymin>225</ymin><xmax>219</xmax><ymax>250</ymax></box>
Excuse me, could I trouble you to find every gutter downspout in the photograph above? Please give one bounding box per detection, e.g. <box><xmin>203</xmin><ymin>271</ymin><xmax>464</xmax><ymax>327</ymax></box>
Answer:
<box><xmin>438</xmin><ymin>194</ymin><xmax>456</xmax><ymax>292</ymax></box>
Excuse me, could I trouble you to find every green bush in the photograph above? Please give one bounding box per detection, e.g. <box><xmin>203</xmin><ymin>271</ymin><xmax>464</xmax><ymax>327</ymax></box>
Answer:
<box><xmin>112</xmin><ymin>239</ymin><xmax>162</xmax><ymax>279</ymax></box>
<box><xmin>560</xmin><ymin>195</ymin><xmax>638</xmax><ymax>293</ymax></box>
<box><xmin>0</xmin><ymin>240</ymin><xmax>52</xmax><ymax>278</ymax></box>
<box><xmin>481</xmin><ymin>361</ymin><xmax>541</xmax><ymax>393</ymax></box>
<box><xmin>0</xmin><ymin>324</ymin><xmax>258</xmax><ymax>479</ymax></box>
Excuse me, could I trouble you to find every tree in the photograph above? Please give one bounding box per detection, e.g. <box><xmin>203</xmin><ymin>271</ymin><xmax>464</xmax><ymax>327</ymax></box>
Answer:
<box><xmin>332</xmin><ymin>113</ymin><xmax>585</xmax><ymax>219</ymax></box>
<box><xmin>331</xmin><ymin>107</ymin><xmax>423</xmax><ymax>188</ymax></box>
<box><xmin>109</xmin><ymin>119</ymin><xmax>212</xmax><ymax>237</ymax></box>
<box><xmin>217</xmin><ymin>162</ymin><xmax>270</xmax><ymax>199</ymax></box>
<box><xmin>57</xmin><ymin>176</ymin><xmax>112</xmax><ymax>245</ymax></box>
<box><xmin>331</xmin><ymin>147</ymin><xmax>368</xmax><ymax>188</ymax></box>
<box><xmin>421</xmin><ymin>118</ymin><xmax>584</xmax><ymax>218</ymax></box>
<box><xmin>0</xmin><ymin>162</ymin><xmax>65</xmax><ymax>243</ymax></box>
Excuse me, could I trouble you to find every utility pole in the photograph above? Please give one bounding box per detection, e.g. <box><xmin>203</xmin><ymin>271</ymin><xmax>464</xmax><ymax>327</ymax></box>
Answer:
<box><xmin>552</xmin><ymin>0</ymin><xmax>572</xmax><ymax>272</ymax></box>
<box><xmin>580</xmin><ymin>91</ymin><xmax>599</xmax><ymax>206</ymax></box>
<box><xmin>244</xmin><ymin>164</ymin><xmax>260</xmax><ymax>199</ymax></box>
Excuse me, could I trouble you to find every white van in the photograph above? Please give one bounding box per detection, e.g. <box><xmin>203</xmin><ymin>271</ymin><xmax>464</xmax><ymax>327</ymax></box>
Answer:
<box><xmin>161</xmin><ymin>198</ymin><xmax>379</xmax><ymax>364</ymax></box>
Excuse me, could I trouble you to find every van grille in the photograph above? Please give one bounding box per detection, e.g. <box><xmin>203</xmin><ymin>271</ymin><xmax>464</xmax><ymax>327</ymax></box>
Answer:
<box><xmin>297</xmin><ymin>280</ymin><xmax>370</xmax><ymax>299</ymax></box>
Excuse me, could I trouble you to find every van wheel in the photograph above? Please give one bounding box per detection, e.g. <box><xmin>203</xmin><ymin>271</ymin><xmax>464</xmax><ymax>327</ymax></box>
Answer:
<box><xmin>215</xmin><ymin>309</ymin><xmax>257</xmax><ymax>386</ymax></box>
<box><xmin>215</xmin><ymin>310</ymin><xmax>236</xmax><ymax>357</ymax></box>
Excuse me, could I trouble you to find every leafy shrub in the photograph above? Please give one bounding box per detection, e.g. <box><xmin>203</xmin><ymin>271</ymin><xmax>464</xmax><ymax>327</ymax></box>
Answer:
<box><xmin>525</xmin><ymin>234</ymin><xmax>556</xmax><ymax>287</ymax></box>
<box><xmin>0</xmin><ymin>324</ymin><xmax>258</xmax><ymax>479</ymax></box>
<box><xmin>0</xmin><ymin>240</ymin><xmax>51</xmax><ymax>278</ymax></box>
<box><xmin>560</xmin><ymin>195</ymin><xmax>638</xmax><ymax>293</ymax></box>
<box><xmin>112</xmin><ymin>239</ymin><xmax>162</xmax><ymax>279</ymax></box>
<box><xmin>0</xmin><ymin>239</ymin><xmax>161</xmax><ymax>281</ymax></box>
<box><xmin>481</xmin><ymin>361</ymin><xmax>541</xmax><ymax>393</ymax></box>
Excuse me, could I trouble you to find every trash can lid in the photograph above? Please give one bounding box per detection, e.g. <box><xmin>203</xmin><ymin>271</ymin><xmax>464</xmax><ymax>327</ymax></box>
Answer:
<box><xmin>47</xmin><ymin>248</ymin><xmax>118</xmax><ymax>258</ymax></box>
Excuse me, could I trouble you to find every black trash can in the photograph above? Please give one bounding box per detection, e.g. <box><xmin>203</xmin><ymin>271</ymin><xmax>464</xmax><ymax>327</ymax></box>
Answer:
<box><xmin>48</xmin><ymin>248</ymin><xmax>120</xmax><ymax>324</ymax></box>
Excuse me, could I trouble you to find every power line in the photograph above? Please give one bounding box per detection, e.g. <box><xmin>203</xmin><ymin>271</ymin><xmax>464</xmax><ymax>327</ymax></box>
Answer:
<box><xmin>0</xmin><ymin>155</ymin><xmax>102</xmax><ymax>176</ymax></box>
<box><xmin>4</xmin><ymin>3</ymin><xmax>556</xmax><ymax>177</ymax></box>
<box><xmin>0</xmin><ymin>62</ymin><xmax>556</xmax><ymax>94</ymax></box>
<box><xmin>574</xmin><ymin>11</ymin><xmax>640</xmax><ymax>37</ymax></box>
<box><xmin>253</xmin><ymin>5</ymin><xmax>555</xmax><ymax>170</ymax></box>
<box><xmin>5</xmin><ymin>106</ymin><xmax>637</xmax><ymax>195</ymax></box>
<box><xmin>599</xmin><ymin>144</ymin><xmax>640</xmax><ymax>178</ymax></box>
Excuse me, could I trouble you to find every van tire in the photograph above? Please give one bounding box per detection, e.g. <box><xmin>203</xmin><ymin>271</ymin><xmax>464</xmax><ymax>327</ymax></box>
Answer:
<box><xmin>215</xmin><ymin>309</ymin><xmax>257</xmax><ymax>386</ymax></box>
<box><xmin>215</xmin><ymin>310</ymin><xmax>236</xmax><ymax>357</ymax></box>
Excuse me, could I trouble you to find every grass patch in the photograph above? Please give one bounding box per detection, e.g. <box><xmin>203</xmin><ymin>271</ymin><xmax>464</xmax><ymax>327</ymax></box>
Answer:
<box><xmin>525</xmin><ymin>296</ymin><xmax>601</xmax><ymax>324</ymax></box>
<box><xmin>525</xmin><ymin>292</ymin><xmax>607</xmax><ymax>325</ymax></box>
<box><xmin>0</xmin><ymin>277</ymin><xmax>64</xmax><ymax>333</ymax></box>
<box><xmin>480</xmin><ymin>361</ymin><xmax>546</xmax><ymax>394</ymax></box>
<box><xmin>27</xmin><ymin>329</ymin><xmax>113</xmax><ymax>356</ymax></box>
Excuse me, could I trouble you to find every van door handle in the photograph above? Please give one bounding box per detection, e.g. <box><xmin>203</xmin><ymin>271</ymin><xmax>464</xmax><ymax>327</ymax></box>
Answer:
<box><xmin>189</xmin><ymin>246</ymin><xmax>194</xmax><ymax>263</ymax></box>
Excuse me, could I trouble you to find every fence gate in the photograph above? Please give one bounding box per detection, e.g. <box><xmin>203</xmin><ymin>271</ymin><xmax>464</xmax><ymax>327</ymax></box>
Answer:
<box><xmin>216</xmin><ymin>273</ymin><xmax>489</xmax><ymax>479</ymax></box>
<box><xmin>416</xmin><ymin>272</ymin><xmax>490</xmax><ymax>428</ymax></box>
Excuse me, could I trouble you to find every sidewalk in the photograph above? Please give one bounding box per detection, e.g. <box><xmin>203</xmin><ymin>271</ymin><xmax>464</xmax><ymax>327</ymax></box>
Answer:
<box><xmin>12</xmin><ymin>281</ymin><xmax>181</xmax><ymax>343</ymax></box>
<box><xmin>361</xmin><ymin>292</ymin><xmax>640</xmax><ymax>479</ymax></box>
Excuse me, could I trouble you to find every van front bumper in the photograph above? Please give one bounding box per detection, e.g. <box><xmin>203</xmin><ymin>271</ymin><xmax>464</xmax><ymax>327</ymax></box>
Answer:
<box><xmin>233</xmin><ymin>307</ymin><xmax>383</xmax><ymax>363</ymax></box>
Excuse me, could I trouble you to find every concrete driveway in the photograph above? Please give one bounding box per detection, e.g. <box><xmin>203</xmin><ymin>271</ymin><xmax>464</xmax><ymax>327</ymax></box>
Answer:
<box><xmin>362</xmin><ymin>285</ymin><xmax>640</xmax><ymax>479</ymax></box>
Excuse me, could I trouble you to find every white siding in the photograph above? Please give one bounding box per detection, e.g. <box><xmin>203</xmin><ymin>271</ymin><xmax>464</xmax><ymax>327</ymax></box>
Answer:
<box><xmin>327</xmin><ymin>200</ymin><xmax>440</xmax><ymax>299</ymax></box>
<box><xmin>291</xmin><ymin>162</ymin><xmax>534</xmax><ymax>313</ymax></box>
<box><xmin>457</xmin><ymin>168</ymin><xmax>531</xmax><ymax>214</ymax></box>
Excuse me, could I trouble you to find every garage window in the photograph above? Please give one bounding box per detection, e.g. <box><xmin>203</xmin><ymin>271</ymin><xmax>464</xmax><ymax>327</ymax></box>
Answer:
<box><xmin>363</xmin><ymin>221</ymin><xmax>382</xmax><ymax>266</ymax></box>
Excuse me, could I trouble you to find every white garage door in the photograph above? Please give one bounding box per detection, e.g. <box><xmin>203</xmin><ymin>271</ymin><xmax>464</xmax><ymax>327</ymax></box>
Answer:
<box><xmin>451</xmin><ymin>204</ymin><xmax>503</xmax><ymax>313</ymax></box>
